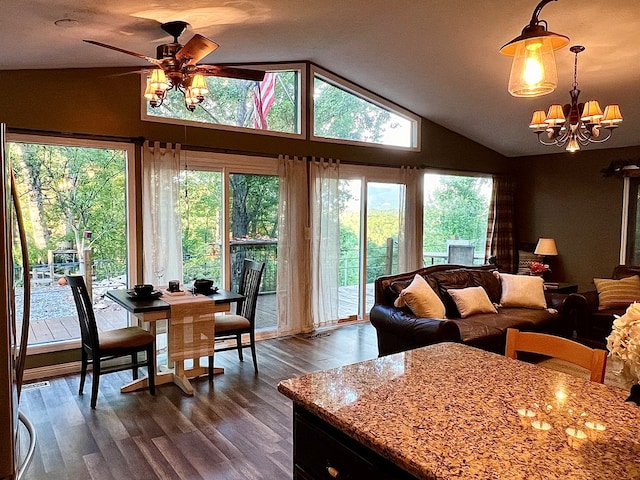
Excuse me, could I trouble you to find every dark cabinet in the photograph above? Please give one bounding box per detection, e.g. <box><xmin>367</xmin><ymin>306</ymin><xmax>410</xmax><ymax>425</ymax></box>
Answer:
<box><xmin>293</xmin><ymin>405</ymin><xmax>416</xmax><ymax>480</ymax></box>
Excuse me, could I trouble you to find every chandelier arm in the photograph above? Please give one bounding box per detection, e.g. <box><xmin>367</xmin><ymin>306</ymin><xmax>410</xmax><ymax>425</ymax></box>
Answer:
<box><xmin>586</xmin><ymin>131</ymin><xmax>614</xmax><ymax>144</ymax></box>
<box><xmin>536</xmin><ymin>133</ymin><xmax>564</xmax><ymax>147</ymax></box>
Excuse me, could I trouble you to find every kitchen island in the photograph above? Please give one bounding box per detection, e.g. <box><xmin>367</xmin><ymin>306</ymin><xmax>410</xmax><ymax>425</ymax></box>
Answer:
<box><xmin>278</xmin><ymin>342</ymin><xmax>640</xmax><ymax>480</ymax></box>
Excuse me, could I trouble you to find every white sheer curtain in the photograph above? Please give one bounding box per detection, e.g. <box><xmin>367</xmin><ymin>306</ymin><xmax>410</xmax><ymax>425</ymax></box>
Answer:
<box><xmin>309</xmin><ymin>157</ymin><xmax>340</xmax><ymax>328</ymax></box>
<box><xmin>399</xmin><ymin>166</ymin><xmax>423</xmax><ymax>272</ymax></box>
<box><xmin>142</xmin><ymin>141</ymin><xmax>183</xmax><ymax>285</ymax></box>
<box><xmin>276</xmin><ymin>155</ymin><xmax>312</xmax><ymax>336</ymax></box>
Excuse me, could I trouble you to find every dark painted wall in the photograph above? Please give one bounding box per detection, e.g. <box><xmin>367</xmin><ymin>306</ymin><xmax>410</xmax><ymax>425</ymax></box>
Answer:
<box><xmin>0</xmin><ymin>67</ymin><xmax>507</xmax><ymax>172</ymax></box>
<box><xmin>511</xmin><ymin>145</ymin><xmax>640</xmax><ymax>291</ymax></box>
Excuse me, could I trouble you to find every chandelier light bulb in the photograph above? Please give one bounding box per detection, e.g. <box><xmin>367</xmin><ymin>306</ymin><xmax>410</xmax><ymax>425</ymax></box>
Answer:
<box><xmin>522</xmin><ymin>41</ymin><xmax>545</xmax><ymax>87</ymax></box>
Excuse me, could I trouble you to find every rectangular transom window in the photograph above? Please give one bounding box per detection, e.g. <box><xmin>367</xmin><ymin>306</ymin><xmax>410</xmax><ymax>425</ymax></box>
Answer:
<box><xmin>311</xmin><ymin>66</ymin><xmax>421</xmax><ymax>150</ymax></box>
<box><xmin>142</xmin><ymin>65</ymin><xmax>303</xmax><ymax>137</ymax></box>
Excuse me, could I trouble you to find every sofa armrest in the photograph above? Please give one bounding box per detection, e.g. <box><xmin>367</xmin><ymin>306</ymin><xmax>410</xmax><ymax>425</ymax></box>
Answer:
<box><xmin>551</xmin><ymin>292</ymin><xmax>589</xmax><ymax>338</ymax></box>
<box><xmin>580</xmin><ymin>290</ymin><xmax>600</xmax><ymax>312</ymax></box>
<box><xmin>370</xmin><ymin>304</ymin><xmax>460</xmax><ymax>356</ymax></box>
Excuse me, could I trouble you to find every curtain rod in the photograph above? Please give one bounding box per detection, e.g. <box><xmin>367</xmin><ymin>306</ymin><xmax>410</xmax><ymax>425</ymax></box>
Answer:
<box><xmin>7</xmin><ymin>127</ymin><xmax>145</xmax><ymax>145</ymax></box>
<box><xmin>6</xmin><ymin>127</ymin><xmax>505</xmax><ymax>174</ymax></box>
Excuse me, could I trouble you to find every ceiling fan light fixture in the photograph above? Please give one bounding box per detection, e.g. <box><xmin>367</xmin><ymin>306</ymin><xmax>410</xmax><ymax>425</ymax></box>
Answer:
<box><xmin>189</xmin><ymin>74</ymin><xmax>209</xmax><ymax>97</ymax></box>
<box><xmin>500</xmin><ymin>0</ymin><xmax>569</xmax><ymax>97</ymax></box>
<box><xmin>149</xmin><ymin>69</ymin><xmax>170</xmax><ymax>92</ymax></box>
<box><xmin>85</xmin><ymin>21</ymin><xmax>265</xmax><ymax>113</ymax></box>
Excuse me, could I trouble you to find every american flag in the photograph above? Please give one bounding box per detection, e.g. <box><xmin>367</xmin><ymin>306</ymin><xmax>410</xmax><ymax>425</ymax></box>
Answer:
<box><xmin>253</xmin><ymin>72</ymin><xmax>276</xmax><ymax>129</ymax></box>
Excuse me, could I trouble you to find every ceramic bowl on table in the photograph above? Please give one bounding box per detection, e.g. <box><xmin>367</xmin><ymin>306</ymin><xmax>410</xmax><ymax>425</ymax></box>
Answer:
<box><xmin>193</xmin><ymin>279</ymin><xmax>215</xmax><ymax>293</ymax></box>
<box><xmin>134</xmin><ymin>284</ymin><xmax>154</xmax><ymax>297</ymax></box>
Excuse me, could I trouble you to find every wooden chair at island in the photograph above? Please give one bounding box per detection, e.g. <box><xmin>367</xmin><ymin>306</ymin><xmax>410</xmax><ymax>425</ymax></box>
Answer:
<box><xmin>505</xmin><ymin>328</ymin><xmax>607</xmax><ymax>383</ymax></box>
<box><xmin>208</xmin><ymin>258</ymin><xmax>265</xmax><ymax>374</ymax></box>
<box><xmin>67</xmin><ymin>275</ymin><xmax>156</xmax><ymax>408</ymax></box>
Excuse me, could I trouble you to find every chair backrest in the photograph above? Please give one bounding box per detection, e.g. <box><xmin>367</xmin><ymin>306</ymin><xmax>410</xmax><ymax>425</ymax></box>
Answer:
<box><xmin>66</xmin><ymin>275</ymin><xmax>100</xmax><ymax>354</ymax></box>
<box><xmin>505</xmin><ymin>328</ymin><xmax>607</xmax><ymax>383</ymax></box>
<box><xmin>448</xmin><ymin>244</ymin><xmax>475</xmax><ymax>265</ymax></box>
<box><xmin>236</xmin><ymin>259</ymin><xmax>266</xmax><ymax>325</ymax></box>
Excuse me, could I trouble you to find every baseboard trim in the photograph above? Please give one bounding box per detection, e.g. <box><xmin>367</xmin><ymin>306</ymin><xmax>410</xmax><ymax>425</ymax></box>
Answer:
<box><xmin>23</xmin><ymin>361</ymin><xmax>82</xmax><ymax>382</ymax></box>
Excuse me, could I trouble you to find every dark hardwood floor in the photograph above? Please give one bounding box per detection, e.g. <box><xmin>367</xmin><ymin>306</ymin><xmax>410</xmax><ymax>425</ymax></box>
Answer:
<box><xmin>19</xmin><ymin>322</ymin><xmax>379</xmax><ymax>480</ymax></box>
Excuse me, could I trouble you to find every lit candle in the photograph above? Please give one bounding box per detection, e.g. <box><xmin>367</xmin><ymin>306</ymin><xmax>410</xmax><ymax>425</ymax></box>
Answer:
<box><xmin>555</xmin><ymin>390</ymin><xmax>567</xmax><ymax>409</ymax></box>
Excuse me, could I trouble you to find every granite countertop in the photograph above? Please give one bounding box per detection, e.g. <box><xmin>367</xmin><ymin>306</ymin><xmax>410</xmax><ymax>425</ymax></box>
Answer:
<box><xmin>278</xmin><ymin>342</ymin><xmax>640</xmax><ymax>480</ymax></box>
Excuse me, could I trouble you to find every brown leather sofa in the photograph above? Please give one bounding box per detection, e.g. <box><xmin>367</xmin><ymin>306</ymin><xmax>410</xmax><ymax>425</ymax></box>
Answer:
<box><xmin>369</xmin><ymin>264</ymin><xmax>587</xmax><ymax>356</ymax></box>
<box><xmin>578</xmin><ymin>265</ymin><xmax>640</xmax><ymax>347</ymax></box>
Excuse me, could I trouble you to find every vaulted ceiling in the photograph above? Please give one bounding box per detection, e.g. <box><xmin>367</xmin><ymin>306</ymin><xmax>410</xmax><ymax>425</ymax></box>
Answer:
<box><xmin>2</xmin><ymin>0</ymin><xmax>639</xmax><ymax>157</ymax></box>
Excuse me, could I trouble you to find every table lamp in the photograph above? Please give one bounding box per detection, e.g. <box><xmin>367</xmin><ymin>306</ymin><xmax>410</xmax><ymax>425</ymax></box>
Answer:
<box><xmin>534</xmin><ymin>238</ymin><xmax>558</xmax><ymax>258</ymax></box>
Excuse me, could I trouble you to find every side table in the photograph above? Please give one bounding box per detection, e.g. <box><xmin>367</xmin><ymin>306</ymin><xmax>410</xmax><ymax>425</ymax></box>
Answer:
<box><xmin>544</xmin><ymin>282</ymin><xmax>578</xmax><ymax>294</ymax></box>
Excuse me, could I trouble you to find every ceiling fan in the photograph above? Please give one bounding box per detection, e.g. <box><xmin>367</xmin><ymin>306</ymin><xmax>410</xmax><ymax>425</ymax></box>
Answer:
<box><xmin>84</xmin><ymin>20</ymin><xmax>266</xmax><ymax>111</ymax></box>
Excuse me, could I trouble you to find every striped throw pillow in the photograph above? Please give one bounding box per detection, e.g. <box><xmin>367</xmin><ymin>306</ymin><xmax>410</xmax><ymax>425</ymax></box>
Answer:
<box><xmin>594</xmin><ymin>275</ymin><xmax>640</xmax><ymax>310</ymax></box>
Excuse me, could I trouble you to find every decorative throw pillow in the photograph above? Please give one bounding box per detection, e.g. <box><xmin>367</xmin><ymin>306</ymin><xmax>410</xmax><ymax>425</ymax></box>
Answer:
<box><xmin>447</xmin><ymin>286</ymin><xmax>498</xmax><ymax>318</ymax></box>
<box><xmin>394</xmin><ymin>274</ymin><xmax>446</xmax><ymax>318</ymax></box>
<box><xmin>594</xmin><ymin>275</ymin><xmax>640</xmax><ymax>310</ymax></box>
<box><xmin>498</xmin><ymin>273</ymin><xmax>546</xmax><ymax>309</ymax></box>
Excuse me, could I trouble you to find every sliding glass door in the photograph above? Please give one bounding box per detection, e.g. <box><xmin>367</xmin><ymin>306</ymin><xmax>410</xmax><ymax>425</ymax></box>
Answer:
<box><xmin>182</xmin><ymin>153</ymin><xmax>278</xmax><ymax>334</ymax></box>
<box><xmin>338</xmin><ymin>166</ymin><xmax>404</xmax><ymax>320</ymax></box>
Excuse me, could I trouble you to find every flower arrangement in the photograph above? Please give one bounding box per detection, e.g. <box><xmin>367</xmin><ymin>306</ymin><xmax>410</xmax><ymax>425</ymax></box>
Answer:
<box><xmin>606</xmin><ymin>303</ymin><xmax>640</xmax><ymax>387</ymax></box>
<box><xmin>529</xmin><ymin>261</ymin><xmax>550</xmax><ymax>275</ymax></box>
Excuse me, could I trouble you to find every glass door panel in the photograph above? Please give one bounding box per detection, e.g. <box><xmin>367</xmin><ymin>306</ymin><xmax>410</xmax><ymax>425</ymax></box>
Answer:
<box><xmin>8</xmin><ymin>141</ymin><xmax>129</xmax><ymax>346</ymax></box>
<box><xmin>338</xmin><ymin>179</ymin><xmax>362</xmax><ymax>319</ymax></box>
<box><xmin>229</xmin><ymin>173</ymin><xmax>279</xmax><ymax>332</ymax></box>
<box><xmin>365</xmin><ymin>182</ymin><xmax>402</xmax><ymax>313</ymax></box>
<box><xmin>181</xmin><ymin>170</ymin><xmax>223</xmax><ymax>287</ymax></box>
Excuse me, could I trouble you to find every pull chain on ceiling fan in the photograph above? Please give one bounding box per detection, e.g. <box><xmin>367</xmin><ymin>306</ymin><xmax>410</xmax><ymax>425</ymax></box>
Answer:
<box><xmin>84</xmin><ymin>20</ymin><xmax>265</xmax><ymax>111</ymax></box>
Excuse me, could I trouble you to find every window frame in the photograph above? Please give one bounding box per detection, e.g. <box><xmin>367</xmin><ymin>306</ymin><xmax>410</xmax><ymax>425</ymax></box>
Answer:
<box><xmin>310</xmin><ymin>64</ymin><xmax>422</xmax><ymax>151</ymax></box>
<box><xmin>7</xmin><ymin>133</ymin><xmax>137</xmax><ymax>355</ymax></box>
<box><xmin>141</xmin><ymin>63</ymin><xmax>306</xmax><ymax>140</ymax></box>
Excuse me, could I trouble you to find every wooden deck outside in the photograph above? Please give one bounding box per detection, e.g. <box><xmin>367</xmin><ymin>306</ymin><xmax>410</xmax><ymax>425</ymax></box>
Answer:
<box><xmin>25</xmin><ymin>284</ymin><xmax>374</xmax><ymax>346</ymax></box>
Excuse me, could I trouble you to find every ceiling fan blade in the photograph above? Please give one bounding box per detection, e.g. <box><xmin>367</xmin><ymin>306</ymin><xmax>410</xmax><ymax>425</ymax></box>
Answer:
<box><xmin>176</xmin><ymin>34</ymin><xmax>219</xmax><ymax>65</ymax></box>
<box><xmin>83</xmin><ymin>40</ymin><xmax>160</xmax><ymax>65</ymax></box>
<box><xmin>196</xmin><ymin>65</ymin><xmax>266</xmax><ymax>82</ymax></box>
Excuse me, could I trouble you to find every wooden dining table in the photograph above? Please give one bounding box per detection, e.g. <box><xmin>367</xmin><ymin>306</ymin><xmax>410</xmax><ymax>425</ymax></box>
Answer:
<box><xmin>279</xmin><ymin>342</ymin><xmax>640</xmax><ymax>479</ymax></box>
<box><xmin>106</xmin><ymin>287</ymin><xmax>244</xmax><ymax>395</ymax></box>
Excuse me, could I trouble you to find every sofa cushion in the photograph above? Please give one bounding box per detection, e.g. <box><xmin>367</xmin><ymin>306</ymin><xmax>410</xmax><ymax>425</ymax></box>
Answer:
<box><xmin>468</xmin><ymin>269</ymin><xmax>502</xmax><ymax>303</ymax></box>
<box><xmin>429</xmin><ymin>269</ymin><xmax>474</xmax><ymax>317</ymax></box>
<box><xmin>497</xmin><ymin>273</ymin><xmax>546</xmax><ymax>309</ymax></box>
<box><xmin>394</xmin><ymin>274</ymin><xmax>446</xmax><ymax>318</ymax></box>
<box><xmin>450</xmin><ymin>307</ymin><xmax>557</xmax><ymax>343</ymax></box>
<box><xmin>594</xmin><ymin>275</ymin><xmax>640</xmax><ymax>310</ymax></box>
<box><xmin>447</xmin><ymin>286</ymin><xmax>497</xmax><ymax>318</ymax></box>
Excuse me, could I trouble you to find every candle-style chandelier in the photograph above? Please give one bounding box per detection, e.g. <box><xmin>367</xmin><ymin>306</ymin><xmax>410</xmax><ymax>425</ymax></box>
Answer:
<box><xmin>528</xmin><ymin>45</ymin><xmax>623</xmax><ymax>152</ymax></box>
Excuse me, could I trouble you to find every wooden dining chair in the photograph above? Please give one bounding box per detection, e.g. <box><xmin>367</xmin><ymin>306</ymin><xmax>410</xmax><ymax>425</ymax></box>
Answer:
<box><xmin>67</xmin><ymin>275</ymin><xmax>156</xmax><ymax>408</ymax></box>
<box><xmin>505</xmin><ymin>328</ymin><xmax>607</xmax><ymax>383</ymax></box>
<box><xmin>209</xmin><ymin>259</ymin><xmax>265</xmax><ymax>373</ymax></box>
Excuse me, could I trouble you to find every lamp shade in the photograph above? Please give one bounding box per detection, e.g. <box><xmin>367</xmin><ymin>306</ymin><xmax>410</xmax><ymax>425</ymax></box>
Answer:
<box><xmin>529</xmin><ymin>110</ymin><xmax>548</xmax><ymax>131</ymax></box>
<box><xmin>534</xmin><ymin>238</ymin><xmax>558</xmax><ymax>256</ymax></box>
<box><xmin>601</xmin><ymin>104</ymin><xmax>623</xmax><ymax>127</ymax></box>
